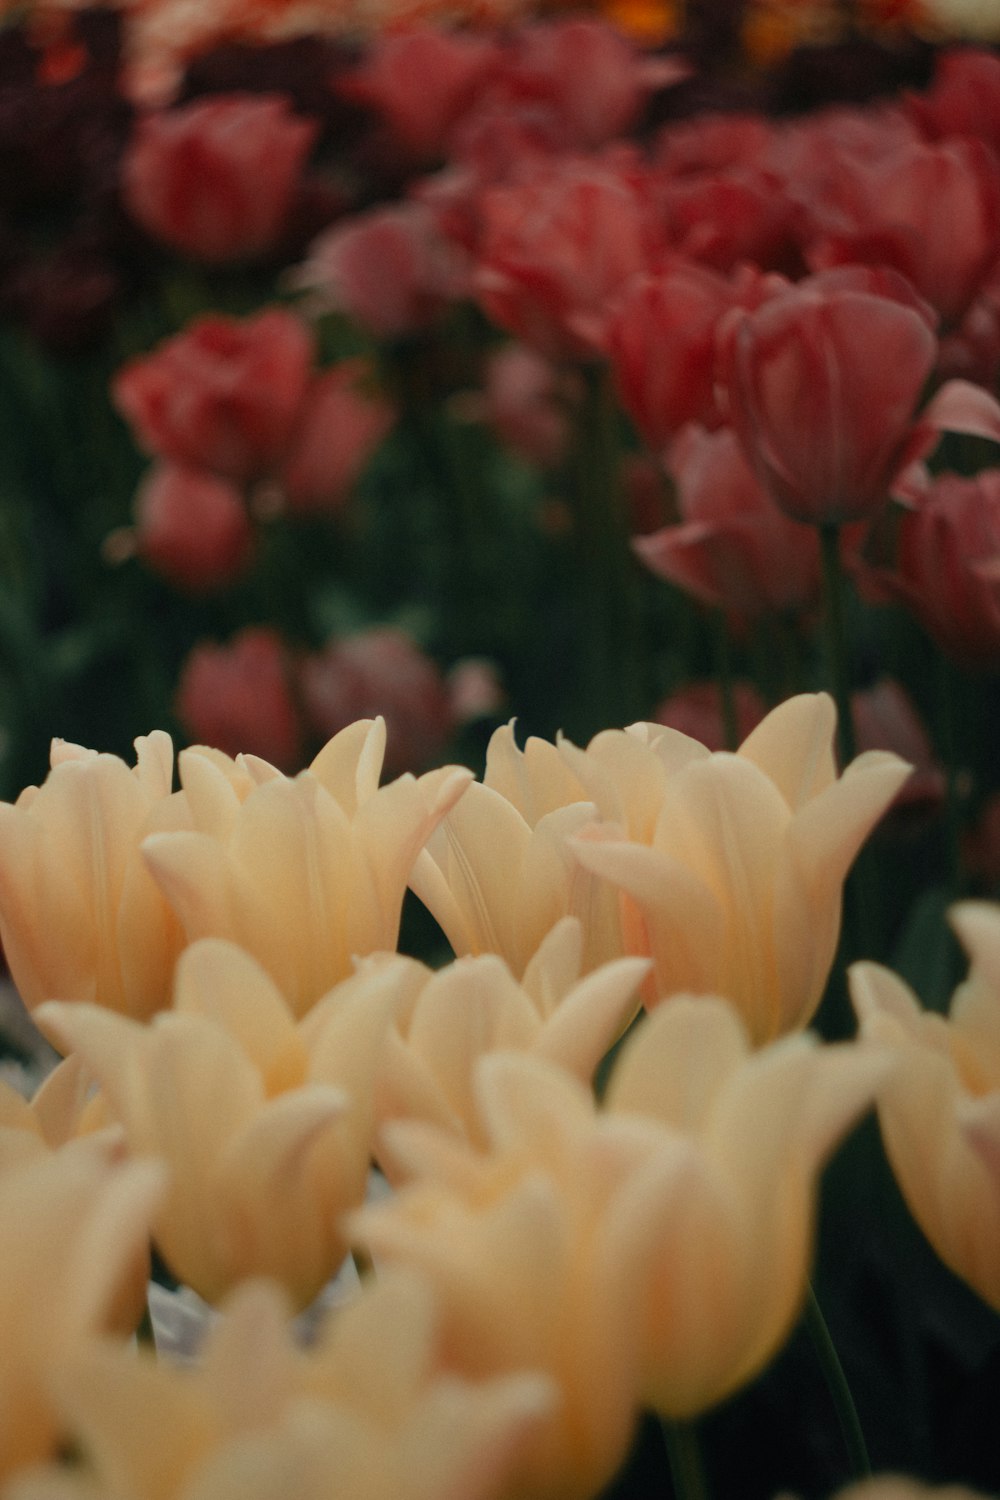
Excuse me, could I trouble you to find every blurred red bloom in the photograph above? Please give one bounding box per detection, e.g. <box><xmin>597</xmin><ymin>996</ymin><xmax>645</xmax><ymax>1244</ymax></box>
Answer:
<box><xmin>280</xmin><ymin>361</ymin><xmax>394</xmax><ymax>515</ymax></box>
<box><xmin>339</xmin><ymin>28</ymin><xmax>501</xmax><ymax>162</ymax></box>
<box><xmin>294</xmin><ymin>202</ymin><xmax>466</xmax><ymax>338</ymax></box>
<box><xmin>175</xmin><ymin>628</ymin><xmax>303</xmax><ymax>772</ymax></box>
<box><xmin>478</xmin><ymin>342</ymin><xmax>573</xmax><ymax>468</ymax></box>
<box><xmin>123</xmin><ymin>93</ymin><xmax>317</xmax><ymax>264</ymax></box>
<box><xmin>652</xmin><ymin>680</ymin><xmax>766</xmax><ymax>750</ymax></box>
<box><xmin>474</xmin><ymin>157</ymin><xmax>653</xmax><ymax>361</ymax></box>
<box><xmin>874</xmin><ymin>469</ymin><xmax>1000</xmax><ymax>665</ymax></box>
<box><xmin>299</xmin><ymin>627</ymin><xmax>454</xmax><ymax>779</ymax></box>
<box><xmin>113</xmin><ymin>309</ymin><xmax>314</xmax><ymax>483</ymax></box>
<box><xmin>125</xmin><ymin>463</ymin><xmax>254</xmax><ymax>591</ymax></box>
<box><xmin>851</xmin><ymin>678</ymin><xmax>944</xmax><ymax>816</ymax></box>
<box><xmin>634</xmin><ymin>424</ymin><xmax>823</xmax><ymax>621</ymax></box>
<box><xmin>716</xmin><ymin>272</ymin><xmax>1000</xmax><ymax>526</ymax></box>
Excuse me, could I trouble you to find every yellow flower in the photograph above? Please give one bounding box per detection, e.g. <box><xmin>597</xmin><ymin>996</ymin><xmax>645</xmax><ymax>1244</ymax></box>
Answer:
<box><xmin>851</xmin><ymin>901</ymin><xmax>1000</xmax><ymax>1311</ymax></box>
<box><xmin>569</xmin><ymin>694</ymin><xmax>911</xmax><ymax>1041</ymax></box>
<box><xmin>409</xmin><ymin>722</ymin><xmax>625</xmax><ymax>978</ymax></box>
<box><xmin>38</xmin><ymin>938</ymin><xmax>400</xmax><ymax>1307</ymax></box>
<box><xmin>144</xmin><ymin>719</ymin><xmax>472</xmax><ymax>1018</ymax></box>
<box><xmin>353</xmin><ymin>999</ymin><xmax>884</xmax><ymax>1495</ymax></box>
<box><xmin>0</xmin><ymin>734</ymin><xmax>189</xmax><ymax>1019</ymax></box>
<box><xmin>0</xmin><ymin>1145</ymin><xmax>161</xmax><ymax>1481</ymax></box>
<box><xmin>5</xmin><ymin>1273</ymin><xmax>555</xmax><ymax>1500</ymax></box>
<box><xmin>373</xmin><ymin>917</ymin><xmax>648</xmax><ymax>1166</ymax></box>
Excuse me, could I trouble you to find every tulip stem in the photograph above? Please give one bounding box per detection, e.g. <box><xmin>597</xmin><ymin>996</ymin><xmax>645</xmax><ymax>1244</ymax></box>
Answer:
<box><xmin>818</xmin><ymin>523</ymin><xmax>857</xmax><ymax>769</ymax></box>
<box><xmin>804</xmin><ymin>1283</ymin><xmax>871</xmax><ymax>1481</ymax></box>
<box><xmin>715</xmin><ymin>610</ymin><xmax>738</xmax><ymax>750</ymax></box>
<box><xmin>660</xmin><ymin>1419</ymin><xmax>710</xmax><ymax>1500</ymax></box>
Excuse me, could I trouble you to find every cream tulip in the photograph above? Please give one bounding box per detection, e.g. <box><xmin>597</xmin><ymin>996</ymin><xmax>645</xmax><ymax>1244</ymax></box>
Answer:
<box><xmin>372</xmin><ymin>917</ymin><xmax>649</xmax><ymax>1166</ymax></box>
<box><xmin>570</xmin><ymin>694</ymin><xmax>911</xmax><ymax>1041</ymax></box>
<box><xmin>37</xmin><ymin>938</ymin><xmax>402</xmax><ymax>1307</ymax></box>
<box><xmin>852</xmin><ymin>901</ymin><xmax>1000</xmax><ymax>1311</ymax></box>
<box><xmin>0</xmin><ymin>734</ymin><xmax>189</xmax><ymax>1019</ymax></box>
<box><xmin>409</xmin><ymin>722</ymin><xmax>625</xmax><ymax>978</ymax></box>
<box><xmin>144</xmin><ymin>719</ymin><xmax>472</xmax><ymax>1018</ymax></box>
<box><xmin>3</xmin><ymin>1273</ymin><xmax>555</xmax><ymax>1500</ymax></box>
<box><xmin>0</xmin><ymin>1146</ymin><xmax>161</xmax><ymax>1481</ymax></box>
<box><xmin>352</xmin><ymin>999</ymin><xmax>885</xmax><ymax>1495</ymax></box>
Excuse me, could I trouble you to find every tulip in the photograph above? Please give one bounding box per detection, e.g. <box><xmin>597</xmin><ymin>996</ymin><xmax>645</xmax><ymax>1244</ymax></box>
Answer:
<box><xmin>38</xmin><ymin>938</ymin><xmax>401</xmax><ymax>1306</ymax></box>
<box><xmin>7</xmin><ymin>1272</ymin><xmax>555</xmax><ymax>1500</ymax></box>
<box><xmin>568</xmin><ymin>695</ymin><xmax>912</xmax><ymax>1042</ymax></box>
<box><xmin>280</xmin><ymin>361</ymin><xmax>394</xmax><ymax>516</ymax></box>
<box><xmin>122</xmin><ymin>93</ymin><xmax>317</xmax><ymax>264</ymax></box>
<box><xmin>0</xmin><ymin>734</ymin><xmax>189</xmax><ymax>1020</ymax></box>
<box><xmin>125</xmin><ymin>463</ymin><xmax>254</xmax><ymax>592</ymax></box>
<box><xmin>409</xmin><ymin>721</ymin><xmax>624</xmax><ymax>980</ymax></box>
<box><xmin>0</xmin><ymin>1146</ymin><xmax>161</xmax><ymax>1480</ymax></box>
<box><xmin>143</xmin><ymin>719</ymin><xmax>472</xmax><ymax>1018</ymax></box>
<box><xmin>353</xmin><ymin>1001</ymin><xmax>885</xmax><ymax>1494</ymax></box>
<box><xmin>373</xmin><ymin>917</ymin><xmax>648</xmax><ymax>1167</ymax></box>
<box><xmin>851</xmin><ymin>901</ymin><xmax>1000</xmax><ymax>1313</ymax></box>
<box><xmin>717</xmin><ymin>271</ymin><xmax>1000</xmax><ymax>525</ymax></box>
<box><xmin>175</xmin><ymin>628</ymin><xmax>304</xmax><ymax>774</ymax></box>
<box><xmin>113</xmin><ymin>309</ymin><xmax>314</xmax><ymax>485</ymax></box>
<box><xmin>634</xmin><ymin>423</ymin><xmax>824</xmax><ymax>621</ymax></box>
<box><xmin>871</xmin><ymin>469</ymin><xmax>1000</xmax><ymax>665</ymax></box>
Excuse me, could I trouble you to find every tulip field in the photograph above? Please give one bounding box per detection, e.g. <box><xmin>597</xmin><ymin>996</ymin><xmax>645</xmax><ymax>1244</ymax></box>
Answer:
<box><xmin>2</xmin><ymin>2</ymin><xmax>1000</xmax><ymax>1498</ymax></box>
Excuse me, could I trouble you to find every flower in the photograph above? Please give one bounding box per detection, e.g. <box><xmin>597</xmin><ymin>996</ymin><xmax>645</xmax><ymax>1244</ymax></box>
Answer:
<box><xmin>409</xmin><ymin>721</ymin><xmax>624</xmax><ymax>980</ymax></box>
<box><xmin>299</xmin><ymin>629</ymin><xmax>454</xmax><ymax>780</ymax></box>
<box><xmin>0</xmin><ymin>733</ymin><xmax>189</xmax><ymax>1020</ymax></box>
<box><xmin>0</xmin><ymin>1146</ymin><xmax>161</xmax><ymax>1481</ymax></box>
<box><xmin>473</xmin><ymin>157</ymin><xmax>652</xmax><ymax>362</ymax></box>
<box><xmin>143</xmin><ymin>719</ymin><xmax>472</xmax><ymax>1018</ymax></box>
<box><xmin>871</xmin><ymin>468</ymin><xmax>1000</xmax><ymax>666</ymax></box>
<box><xmin>353</xmin><ymin>1001</ymin><xmax>885</xmax><ymax>1492</ymax></box>
<box><xmin>119</xmin><ymin>463</ymin><xmax>254</xmax><ymax>591</ymax></box>
<box><xmin>5</xmin><ymin>1272</ymin><xmax>555</xmax><ymax>1500</ymax></box>
<box><xmin>851</xmin><ymin>901</ymin><xmax>1000</xmax><ymax>1312</ymax></box>
<box><xmin>716</xmin><ymin>270</ymin><xmax>1000</xmax><ymax>525</ymax></box>
<box><xmin>175</xmin><ymin>629</ymin><xmax>304</xmax><ymax>774</ymax></box>
<box><xmin>568</xmin><ymin>695</ymin><xmax>911</xmax><ymax>1042</ymax></box>
<box><xmin>280</xmin><ymin>361</ymin><xmax>394</xmax><ymax>516</ymax></box>
<box><xmin>634</xmin><ymin>423</ymin><xmax>824</xmax><ymax>621</ymax></box>
<box><xmin>38</xmin><ymin>937</ymin><xmax>399</xmax><ymax>1306</ymax></box>
<box><xmin>112</xmin><ymin>309</ymin><xmax>314</xmax><ymax>485</ymax></box>
<box><xmin>373</xmin><ymin>917</ymin><xmax>647</xmax><ymax>1165</ymax></box>
<box><xmin>122</xmin><ymin>92</ymin><xmax>318</xmax><ymax>263</ymax></box>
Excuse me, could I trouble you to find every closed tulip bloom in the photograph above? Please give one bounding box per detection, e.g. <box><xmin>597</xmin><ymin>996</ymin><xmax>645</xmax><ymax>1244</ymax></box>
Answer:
<box><xmin>123</xmin><ymin>93</ymin><xmax>317</xmax><ymax>264</ymax></box>
<box><xmin>569</xmin><ymin>695</ymin><xmax>911</xmax><ymax>1042</ymax></box>
<box><xmin>717</xmin><ymin>273</ymin><xmax>1000</xmax><ymax>525</ymax></box>
<box><xmin>634</xmin><ymin>424</ymin><xmax>823</xmax><ymax>621</ymax></box>
<box><xmin>127</xmin><ymin>463</ymin><xmax>254</xmax><ymax>592</ymax></box>
<box><xmin>0</xmin><ymin>1146</ymin><xmax>162</xmax><ymax>1481</ymax></box>
<box><xmin>5</xmin><ymin>1273</ymin><xmax>554</xmax><ymax>1500</ymax></box>
<box><xmin>0</xmin><ymin>734</ymin><xmax>189</xmax><ymax>1020</ymax></box>
<box><xmin>409</xmin><ymin>722</ymin><xmax>624</xmax><ymax>980</ymax></box>
<box><xmin>373</xmin><ymin>917</ymin><xmax>648</xmax><ymax>1165</ymax></box>
<box><xmin>851</xmin><ymin>902</ymin><xmax>1000</xmax><ymax>1312</ymax></box>
<box><xmin>144</xmin><ymin>718</ymin><xmax>472</xmax><ymax>1019</ymax></box>
<box><xmin>38</xmin><ymin>938</ymin><xmax>401</xmax><ymax>1306</ymax></box>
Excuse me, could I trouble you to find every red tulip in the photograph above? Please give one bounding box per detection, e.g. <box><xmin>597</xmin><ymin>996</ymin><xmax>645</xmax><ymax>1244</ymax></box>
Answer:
<box><xmin>123</xmin><ymin>94</ymin><xmax>317</xmax><ymax>264</ymax></box>
<box><xmin>129</xmin><ymin>464</ymin><xmax>253</xmax><ymax>592</ymax></box>
<box><xmin>175</xmin><ymin>629</ymin><xmax>303</xmax><ymax>772</ymax></box>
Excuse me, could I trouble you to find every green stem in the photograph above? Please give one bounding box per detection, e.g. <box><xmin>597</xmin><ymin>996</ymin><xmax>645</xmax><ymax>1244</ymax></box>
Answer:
<box><xmin>136</xmin><ymin>1298</ymin><xmax>156</xmax><ymax>1348</ymax></box>
<box><xmin>660</xmin><ymin>1418</ymin><xmax>710</xmax><ymax>1500</ymax></box>
<box><xmin>567</xmin><ymin>361</ymin><xmax>642</xmax><ymax>738</ymax></box>
<box><xmin>715</xmin><ymin>610</ymin><xmax>738</xmax><ymax>750</ymax></box>
<box><xmin>819</xmin><ymin>523</ymin><xmax>857</xmax><ymax>768</ymax></box>
<box><xmin>935</xmin><ymin>650</ymin><xmax>964</xmax><ymax>895</ymax></box>
<box><xmin>804</xmin><ymin>1283</ymin><xmax>871</xmax><ymax>1481</ymax></box>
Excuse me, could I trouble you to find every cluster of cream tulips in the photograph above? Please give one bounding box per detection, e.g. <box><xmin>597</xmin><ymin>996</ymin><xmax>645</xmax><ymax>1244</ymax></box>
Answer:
<box><xmin>0</xmin><ymin>695</ymin><xmax>997</xmax><ymax>1500</ymax></box>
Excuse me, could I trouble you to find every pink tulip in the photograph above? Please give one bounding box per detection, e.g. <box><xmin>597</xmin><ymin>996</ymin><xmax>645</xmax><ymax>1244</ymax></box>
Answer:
<box><xmin>175</xmin><ymin>629</ymin><xmax>303</xmax><ymax>772</ymax></box>
<box><xmin>280</xmin><ymin>362</ymin><xmax>394</xmax><ymax>515</ymax></box>
<box><xmin>113</xmin><ymin>309</ymin><xmax>314</xmax><ymax>483</ymax></box>
<box><xmin>123</xmin><ymin>94</ymin><xmax>317</xmax><ymax>264</ymax></box>
<box><xmin>634</xmin><ymin>424</ymin><xmax>823</xmax><ymax>619</ymax></box>
<box><xmin>130</xmin><ymin>464</ymin><xmax>253</xmax><ymax>591</ymax></box>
